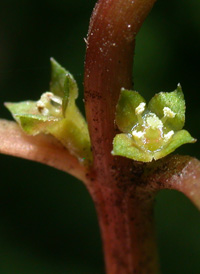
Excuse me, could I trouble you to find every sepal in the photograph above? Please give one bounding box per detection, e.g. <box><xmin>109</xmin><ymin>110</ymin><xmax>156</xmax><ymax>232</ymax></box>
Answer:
<box><xmin>115</xmin><ymin>88</ymin><xmax>146</xmax><ymax>133</ymax></box>
<box><xmin>148</xmin><ymin>84</ymin><xmax>185</xmax><ymax>131</ymax></box>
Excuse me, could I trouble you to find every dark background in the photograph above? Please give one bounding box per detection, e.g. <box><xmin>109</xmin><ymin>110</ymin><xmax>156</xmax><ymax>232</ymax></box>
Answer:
<box><xmin>0</xmin><ymin>0</ymin><xmax>200</xmax><ymax>273</ymax></box>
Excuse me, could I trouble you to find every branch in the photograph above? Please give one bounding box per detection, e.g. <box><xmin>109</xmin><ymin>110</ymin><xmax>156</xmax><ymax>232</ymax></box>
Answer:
<box><xmin>0</xmin><ymin>119</ymin><xmax>88</xmax><ymax>182</ymax></box>
<box><xmin>142</xmin><ymin>155</ymin><xmax>200</xmax><ymax>209</ymax></box>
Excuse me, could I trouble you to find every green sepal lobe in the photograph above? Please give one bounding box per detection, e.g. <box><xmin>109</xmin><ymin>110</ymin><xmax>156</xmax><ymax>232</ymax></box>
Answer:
<box><xmin>116</xmin><ymin>88</ymin><xmax>146</xmax><ymax>133</ymax></box>
<box><xmin>112</xmin><ymin>133</ymin><xmax>153</xmax><ymax>162</ymax></box>
<box><xmin>148</xmin><ymin>84</ymin><xmax>185</xmax><ymax>131</ymax></box>
<box><xmin>154</xmin><ymin>130</ymin><xmax>196</xmax><ymax>160</ymax></box>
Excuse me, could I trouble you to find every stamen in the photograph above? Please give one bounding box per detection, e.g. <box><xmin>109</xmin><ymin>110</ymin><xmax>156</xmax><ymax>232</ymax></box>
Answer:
<box><xmin>36</xmin><ymin>92</ymin><xmax>62</xmax><ymax>117</ymax></box>
<box><xmin>161</xmin><ymin>107</ymin><xmax>176</xmax><ymax>123</ymax></box>
<box><xmin>135</xmin><ymin>102</ymin><xmax>146</xmax><ymax>124</ymax></box>
<box><xmin>164</xmin><ymin>130</ymin><xmax>174</xmax><ymax>141</ymax></box>
<box><xmin>132</xmin><ymin>130</ymin><xmax>145</xmax><ymax>139</ymax></box>
<box><xmin>50</xmin><ymin>96</ymin><xmax>62</xmax><ymax>107</ymax></box>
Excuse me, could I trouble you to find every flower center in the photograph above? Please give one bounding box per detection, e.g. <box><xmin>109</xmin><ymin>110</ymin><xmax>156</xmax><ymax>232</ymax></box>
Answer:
<box><xmin>36</xmin><ymin>92</ymin><xmax>62</xmax><ymax>118</ymax></box>
<box><xmin>131</xmin><ymin>103</ymin><xmax>175</xmax><ymax>152</ymax></box>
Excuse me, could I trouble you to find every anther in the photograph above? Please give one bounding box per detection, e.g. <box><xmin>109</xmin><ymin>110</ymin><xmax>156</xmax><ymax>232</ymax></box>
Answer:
<box><xmin>164</xmin><ymin>130</ymin><xmax>174</xmax><ymax>141</ymax></box>
<box><xmin>161</xmin><ymin>107</ymin><xmax>176</xmax><ymax>124</ymax></box>
<box><xmin>135</xmin><ymin>102</ymin><xmax>146</xmax><ymax>124</ymax></box>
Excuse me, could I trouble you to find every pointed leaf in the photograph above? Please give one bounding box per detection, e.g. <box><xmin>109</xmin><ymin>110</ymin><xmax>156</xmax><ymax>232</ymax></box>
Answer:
<box><xmin>148</xmin><ymin>84</ymin><xmax>185</xmax><ymax>130</ymax></box>
<box><xmin>112</xmin><ymin>133</ymin><xmax>153</xmax><ymax>162</ymax></box>
<box><xmin>116</xmin><ymin>89</ymin><xmax>146</xmax><ymax>133</ymax></box>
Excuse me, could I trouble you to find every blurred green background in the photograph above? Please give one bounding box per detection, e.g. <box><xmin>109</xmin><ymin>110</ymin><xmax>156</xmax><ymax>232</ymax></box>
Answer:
<box><xmin>0</xmin><ymin>0</ymin><xmax>200</xmax><ymax>273</ymax></box>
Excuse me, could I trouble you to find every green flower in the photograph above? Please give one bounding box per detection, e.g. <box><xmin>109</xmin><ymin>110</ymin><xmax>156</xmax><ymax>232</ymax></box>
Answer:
<box><xmin>5</xmin><ymin>58</ymin><xmax>92</xmax><ymax>165</ymax></box>
<box><xmin>112</xmin><ymin>85</ymin><xmax>196</xmax><ymax>162</ymax></box>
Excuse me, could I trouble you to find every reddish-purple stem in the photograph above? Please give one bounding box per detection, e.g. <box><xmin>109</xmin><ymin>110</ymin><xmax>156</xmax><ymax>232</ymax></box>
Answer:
<box><xmin>84</xmin><ymin>1</ymin><xmax>160</xmax><ymax>273</ymax></box>
<box><xmin>84</xmin><ymin>0</ymin><xmax>156</xmax><ymax>183</ymax></box>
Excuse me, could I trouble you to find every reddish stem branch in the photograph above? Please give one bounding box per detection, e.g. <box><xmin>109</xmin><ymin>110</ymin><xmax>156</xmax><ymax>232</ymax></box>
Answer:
<box><xmin>0</xmin><ymin>120</ymin><xmax>88</xmax><ymax>182</ymax></box>
<box><xmin>143</xmin><ymin>155</ymin><xmax>200</xmax><ymax>209</ymax></box>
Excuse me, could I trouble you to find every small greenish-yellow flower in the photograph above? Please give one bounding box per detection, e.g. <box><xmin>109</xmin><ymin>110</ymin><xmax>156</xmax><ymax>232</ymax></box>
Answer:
<box><xmin>5</xmin><ymin>58</ymin><xmax>92</xmax><ymax>165</ymax></box>
<box><xmin>112</xmin><ymin>85</ymin><xmax>196</xmax><ymax>162</ymax></box>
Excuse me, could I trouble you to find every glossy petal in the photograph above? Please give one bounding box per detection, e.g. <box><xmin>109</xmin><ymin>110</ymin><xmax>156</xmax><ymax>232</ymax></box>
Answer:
<box><xmin>116</xmin><ymin>89</ymin><xmax>146</xmax><ymax>133</ymax></box>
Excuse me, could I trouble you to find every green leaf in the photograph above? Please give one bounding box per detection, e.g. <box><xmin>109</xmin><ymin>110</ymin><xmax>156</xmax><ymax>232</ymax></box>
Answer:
<box><xmin>148</xmin><ymin>84</ymin><xmax>185</xmax><ymax>130</ymax></box>
<box><xmin>116</xmin><ymin>88</ymin><xmax>146</xmax><ymax>133</ymax></box>
<box><xmin>154</xmin><ymin>130</ymin><xmax>196</xmax><ymax>160</ymax></box>
<box><xmin>112</xmin><ymin>133</ymin><xmax>153</xmax><ymax>162</ymax></box>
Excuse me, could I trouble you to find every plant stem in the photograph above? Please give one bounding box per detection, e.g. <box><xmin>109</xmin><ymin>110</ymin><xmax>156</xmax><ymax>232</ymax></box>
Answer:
<box><xmin>144</xmin><ymin>155</ymin><xmax>200</xmax><ymax>210</ymax></box>
<box><xmin>84</xmin><ymin>0</ymin><xmax>159</xmax><ymax>273</ymax></box>
<box><xmin>88</xmin><ymin>182</ymin><xmax>160</xmax><ymax>274</ymax></box>
<box><xmin>84</xmin><ymin>0</ymin><xmax>156</xmax><ymax>177</ymax></box>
